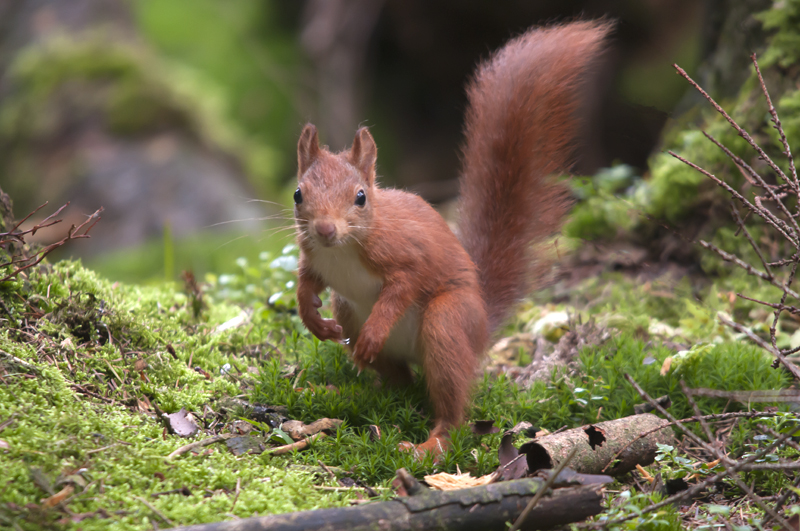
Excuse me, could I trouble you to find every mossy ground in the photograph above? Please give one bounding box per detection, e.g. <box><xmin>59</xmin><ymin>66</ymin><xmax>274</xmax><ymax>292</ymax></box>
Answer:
<box><xmin>0</xmin><ymin>244</ymin><xmax>795</xmax><ymax>530</ymax></box>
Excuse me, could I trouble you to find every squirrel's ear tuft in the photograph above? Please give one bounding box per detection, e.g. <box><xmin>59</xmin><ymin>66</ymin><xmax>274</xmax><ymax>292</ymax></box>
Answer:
<box><xmin>297</xmin><ymin>124</ymin><xmax>320</xmax><ymax>177</ymax></box>
<box><xmin>349</xmin><ymin>127</ymin><xmax>377</xmax><ymax>185</ymax></box>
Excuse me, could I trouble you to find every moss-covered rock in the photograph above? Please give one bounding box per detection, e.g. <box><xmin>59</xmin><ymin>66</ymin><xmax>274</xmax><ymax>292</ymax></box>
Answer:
<box><xmin>0</xmin><ymin>37</ymin><xmax>280</xmax><ymax>211</ymax></box>
<box><xmin>566</xmin><ymin>0</ymin><xmax>800</xmax><ymax>268</ymax></box>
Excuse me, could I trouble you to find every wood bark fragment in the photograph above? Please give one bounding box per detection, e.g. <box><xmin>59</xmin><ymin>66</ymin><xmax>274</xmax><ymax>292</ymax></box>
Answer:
<box><xmin>281</xmin><ymin>418</ymin><xmax>343</xmax><ymax>440</ymax></box>
<box><xmin>170</xmin><ymin>478</ymin><xmax>605</xmax><ymax>531</ymax></box>
<box><xmin>520</xmin><ymin>413</ymin><xmax>674</xmax><ymax>476</ymax></box>
<box><xmin>264</xmin><ymin>432</ymin><xmax>326</xmax><ymax>455</ymax></box>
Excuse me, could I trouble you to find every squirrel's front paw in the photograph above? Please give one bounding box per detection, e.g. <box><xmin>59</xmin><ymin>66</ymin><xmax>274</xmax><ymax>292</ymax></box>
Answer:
<box><xmin>352</xmin><ymin>335</ymin><xmax>381</xmax><ymax>370</ymax></box>
<box><xmin>303</xmin><ymin>312</ymin><xmax>343</xmax><ymax>342</ymax></box>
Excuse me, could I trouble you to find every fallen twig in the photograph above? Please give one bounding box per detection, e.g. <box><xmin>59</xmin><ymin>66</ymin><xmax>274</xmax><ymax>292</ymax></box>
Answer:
<box><xmin>686</xmin><ymin>387</ymin><xmax>800</xmax><ymax>403</ymax></box>
<box><xmin>135</xmin><ymin>496</ymin><xmax>174</xmax><ymax>526</ymax></box>
<box><xmin>521</xmin><ymin>413</ymin><xmax>674</xmax><ymax>476</ymax></box>
<box><xmin>510</xmin><ymin>446</ymin><xmax>578</xmax><ymax>531</ymax></box>
<box><xmin>264</xmin><ymin>432</ymin><xmax>326</xmax><ymax>455</ymax></box>
<box><xmin>169</xmin><ymin>476</ymin><xmax>606</xmax><ymax>531</ymax></box>
<box><xmin>681</xmin><ymin>382</ymin><xmax>793</xmax><ymax>531</ymax></box>
<box><xmin>718</xmin><ymin>314</ymin><xmax>800</xmax><ymax>381</ymax></box>
<box><xmin>0</xmin><ymin>350</ymin><xmax>41</xmax><ymax>374</ymax></box>
<box><xmin>579</xmin><ymin>395</ymin><xmax>800</xmax><ymax>528</ymax></box>
<box><xmin>166</xmin><ymin>433</ymin><xmax>236</xmax><ymax>460</ymax></box>
<box><xmin>601</xmin><ymin>410</ymin><xmax>781</xmax><ymax>473</ymax></box>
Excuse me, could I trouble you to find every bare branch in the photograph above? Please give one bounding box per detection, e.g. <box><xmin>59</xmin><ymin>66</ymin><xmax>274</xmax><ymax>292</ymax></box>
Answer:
<box><xmin>705</xmin><ymin>131</ymin><xmax>800</xmax><ymax>239</ymax></box>
<box><xmin>669</xmin><ymin>151</ymin><xmax>798</xmax><ymax>246</ymax></box>
<box><xmin>752</xmin><ymin>53</ymin><xmax>799</xmax><ymax>190</ymax></box>
<box><xmin>698</xmin><ymin>239</ymin><xmax>800</xmax><ymax>298</ymax></box>
<box><xmin>717</xmin><ymin>313</ymin><xmax>800</xmax><ymax>381</ymax></box>
<box><xmin>0</xmin><ymin>207</ymin><xmax>104</xmax><ymax>283</ymax></box>
<box><xmin>730</xmin><ymin>202</ymin><xmax>773</xmax><ymax>278</ymax></box>
<box><xmin>674</xmin><ymin>64</ymin><xmax>796</xmax><ymax>194</ymax></box>
<box><xmin>682</xmin><ymin>382</ymin><xmax>792</xmax><ymax>530</ymax></box>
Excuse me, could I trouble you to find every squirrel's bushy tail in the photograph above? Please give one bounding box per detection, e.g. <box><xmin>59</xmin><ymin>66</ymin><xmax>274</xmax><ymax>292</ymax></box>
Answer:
<box><xmin>458</xmin><ymin>21</ymin><xmax>611</xmax><ymax>335</ymax></box>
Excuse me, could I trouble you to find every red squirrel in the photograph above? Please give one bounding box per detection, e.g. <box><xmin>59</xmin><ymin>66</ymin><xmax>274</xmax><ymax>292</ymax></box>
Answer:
<box><xmin>294</xmin><ymin>21</ymin><xmax>610</xmax><ymax>455</ymax></box>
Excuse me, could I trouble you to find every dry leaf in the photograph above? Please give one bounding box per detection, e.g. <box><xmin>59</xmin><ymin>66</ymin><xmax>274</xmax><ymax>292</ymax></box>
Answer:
<box><xmin>424</xmin><ymin>470</ymin><xmax>494</xmax><ymax>490</ymax></box>
<box><xmin>163</xmin><ymin>408</ymin><xmax>199</xmax><ymax>438</ymax></box>
<box><xmin>660</xmin><ymin>357</ymin><xmax>672</xmax><ymax>376</ymax></box>
<box><xmin>41</xmin><ymin>485</ymin><xmax>74</xmax><ymax>508</ymax></box>
<box><xmin>368</xmin><ymin>425</ymin><xmax>381</xmax><ymax>441</ymax></box>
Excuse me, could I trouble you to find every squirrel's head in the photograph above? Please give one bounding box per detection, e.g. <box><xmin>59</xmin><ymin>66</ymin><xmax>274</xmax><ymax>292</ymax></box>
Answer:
<box><xmin>294</xmin><ymin>124</ymin><xmax>377</xmax><ymax>248</ymax></box>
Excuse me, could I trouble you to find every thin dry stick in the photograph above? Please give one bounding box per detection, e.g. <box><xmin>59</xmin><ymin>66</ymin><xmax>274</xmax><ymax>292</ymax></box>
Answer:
<box><xmin>318</xmin><ymin>459</ymin><xmax>339</xmax><ymax>483</ymax></box>
<box><xmin>581</xmin><ymin>428</ymin><xmax>798</xmax><ymax>529</ymax></box>
<box><xmin>681</xmin><ymin>382</ymin><xmax>792</xmax><ymax>531</ymax></box>
<box><xmin>759</xmin><ymin>424</ymin><xmax>800</xmax><ymax>453</ymax></box>
<box><xmin>769</xmin><ymin>254</ymin><xmax>800</xmax><ymax>268</ymax></box>
<box><xmin>687</xmin><ymin>387</ymin><xmax>800</xmax><ymax>402</ymax></box>
<box><xmin>624</xmin><ymin>375</ymin><xmax>720</xmax><ymax>459</ymax></box>
<box><xmin>166</xmin><ymin>433</ymin><xmax>236</xmax><ymax>460</ymax></box>
<box><xmin>718</xmin><ymin>313</ymin><xmax>800</xmax><ymax>381</ymax></box>
<box><xmin>738</xmin><ymin>461</ymin><xmax>800</xmax><ymax>471</ymax></box>
<box><xmin>730</xmin><ymin>203</ymin><xmax>773</xmax><ymax>279</ymax></box>
<box><xmin>581</xmin><ymin>378</ymin><xmax>800</xmax><ymax>529</ymax></box>
<box><xmin>669</xmin><ymin>151</ymin><xmax>798</xmax><ymax>246</ymax></box>
<box><xmin>762</xmin><ymin>471</ymin><xmax>800</xmax><ymax>527</ymax></box>
<box><xmin>0</xmin><ymin>207</ymin><xmax>104</xmax><ymax>282</ymax></box>
<box><xmin>0</xmin><ymin>350</ymin><xmax>41</xmax><ymax>374</ymax></box>
<box><xmin>509</xmin><ymin>446</ymin><xmax>579</xmax><ymax>531</ymax></box>
<box><xmin>697</xmin><ymin>239</ymin><xmax>800</xmax><ymax>298</ymax></box>
<box><xmin>673</xmin><ymin>64</ymin><xmax>795</xmax><ymax>193</ymax></box>
<box><xmin>230</xmin><ymin>477</ymin><xmax>241</xmax><ymax>512</ymax></box>
<box><xmin>703</xmin><ymin>131</ymin><xmax>800</xmax><ymax>239</ymax></box>
<box><xmin>1</xmin><ymin>201</ymin><xmax>53</xmax><ymax>238</ymax></box>
<box><xmin>736</xmin><ymin>293</ymin><xmax>800</xmax><ymax>315</ymax></box>
<box><xmin>752</xmin><ymin>52</ymin><xmax>799</xmax><ymax>189</ymax></box>
<box><xmin>134</xmin><ymin>496</ymin><xmax>174</xmax><ymax>526</ymax></box>
<box><xmin>758</xmin><ymin>423</ymin><xmax>800</xmax><ymax>526</ymax></box>
<box><xmin>770</xmin><ymin>260</ymin><xmax>799</xmax><ymax>351</ymax></box>
<box><xmin>264</xmin><ymin>432</ymin><xmax>327</xmax><ymax>455</ymax></box>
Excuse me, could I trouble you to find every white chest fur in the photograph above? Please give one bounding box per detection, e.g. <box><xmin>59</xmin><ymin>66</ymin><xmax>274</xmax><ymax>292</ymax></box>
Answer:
<box><xmin>309</xmin><ymin>243</ymin><xmax>382</xmax><ymax>308</ymax></box>
<box><xmin>308</xmin><ymin>243</ymin><xmax>421</xmax><ymax>363</ymax></box>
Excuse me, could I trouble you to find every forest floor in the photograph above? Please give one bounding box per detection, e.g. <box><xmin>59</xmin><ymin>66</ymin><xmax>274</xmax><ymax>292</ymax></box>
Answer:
<box><xmin>0</xmin><ymin>239</ymin><xmax>798</xmax><ymax>530</ymax></box>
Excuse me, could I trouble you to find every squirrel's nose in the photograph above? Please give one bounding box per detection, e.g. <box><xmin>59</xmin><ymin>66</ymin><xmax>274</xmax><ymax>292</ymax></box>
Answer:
<box><xmin>314</xmin><ymin>220</ymin><xmax>336</xmax><ymax>240</ymax></box>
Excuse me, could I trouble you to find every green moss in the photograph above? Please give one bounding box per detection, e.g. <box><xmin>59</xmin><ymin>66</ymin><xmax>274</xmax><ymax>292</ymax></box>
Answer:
<box><xmin>0</xmin><ymin>258</ymin><xmax>362</xmax><ymax>530</ymax></box>
<box><xmin>566</xmin><ymin>0</ymin><xmax>800</xmax><ymax>246</ymax></box>
<box><xmin>756</xmin><ymin>0</ymin><xmax>800</xmax><ymax>68</ymax></box>
<box><xmin>0</xmin><ymin>244</ymin><xmax>795</xmax><ymax>529</ymax></box>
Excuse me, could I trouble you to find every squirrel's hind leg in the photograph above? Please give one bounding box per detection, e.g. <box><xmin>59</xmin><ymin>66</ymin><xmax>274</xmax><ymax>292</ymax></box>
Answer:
<box><xmin>369</xmin><ymin>355</ymin><xmax>414</xmax><ymax>387</ymax></box>
<box><xmin>413</xmin><ymin>289</ymin><xmax>487</xmax><ymax>456</ymax></box>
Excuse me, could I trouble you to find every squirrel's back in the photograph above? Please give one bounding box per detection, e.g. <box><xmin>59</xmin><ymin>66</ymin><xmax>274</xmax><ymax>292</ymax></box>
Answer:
<box><xmin>458</xmin><ymin>20</ymin><xmax>611</xmax><ymax>334</ymax></box>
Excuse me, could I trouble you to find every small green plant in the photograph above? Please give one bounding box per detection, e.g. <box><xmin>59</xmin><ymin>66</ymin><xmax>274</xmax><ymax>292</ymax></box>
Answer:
<box><xmin>651</xmin><ymin>443</ymin><xmax>723</xmax><ymax>482</ymax></box>
<box><xmin>590</xmin><ymin>490</ymin><xmax>682</xmax><ymax>531</ymax></box>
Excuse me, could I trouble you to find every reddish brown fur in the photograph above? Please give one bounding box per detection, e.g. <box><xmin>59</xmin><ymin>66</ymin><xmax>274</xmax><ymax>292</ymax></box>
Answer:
<box><xmin>294</xmin><ymin>21</ymin><xmax>610</xmax><ymax>455</ymax></box>
<box><xmin>459</xmin><ymin>20</ymin><xmax>611</xmax><ymax>334</ymax></box>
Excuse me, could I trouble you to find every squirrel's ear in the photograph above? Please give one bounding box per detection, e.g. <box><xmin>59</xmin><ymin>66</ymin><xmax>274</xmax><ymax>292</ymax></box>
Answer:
<box><xmin>349</xmin><ymin>127</ymin><xmax>377</xmax><ymax>185</ymax></box>
<box><xmin>297</xmin><ymin>124</ymin><xmax>320</xmax><ymax>177</ymax></box>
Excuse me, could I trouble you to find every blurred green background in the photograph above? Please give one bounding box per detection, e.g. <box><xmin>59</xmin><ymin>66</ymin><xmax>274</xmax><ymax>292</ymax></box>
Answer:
<box><xmin>0</xmin><ymin>0</ymin><xmax>791</xmax><ymax>283</ymax></box>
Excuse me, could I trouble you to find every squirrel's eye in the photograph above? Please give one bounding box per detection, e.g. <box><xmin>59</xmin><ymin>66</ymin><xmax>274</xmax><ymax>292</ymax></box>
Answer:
<box><xmin>294</xmin><ymin>188</ymin><xmax>303</xmax><ymax>205</ymax></box>
<box><xmin>355</xmin><ymin>189</ymin><xmax>366</xmax><ymax>207</ymax></box>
